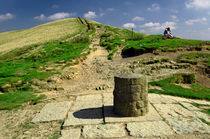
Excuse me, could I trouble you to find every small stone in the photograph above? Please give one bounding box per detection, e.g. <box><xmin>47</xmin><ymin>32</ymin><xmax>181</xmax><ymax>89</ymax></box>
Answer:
<box><xmin>170</xmin><ymin>61</ymin><xmax>176</xmax><ymax>64</ymax></box>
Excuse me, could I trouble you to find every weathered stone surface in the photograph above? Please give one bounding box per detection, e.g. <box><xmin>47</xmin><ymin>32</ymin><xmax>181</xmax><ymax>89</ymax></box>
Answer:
<box><xmin>148</xmin><ymin>94</ymin><xmax>177</xmax><ymax>104</ymax></box>
<box><xmin>160</xmin><ymin>95</ymin><xmax>192</xmax><ymax>103</ymax></box>
<box><xmin>82</xmin><ymin>124</ymin><xmax>126</xmax><ymax>138</ymax></box>
<box><xmin>59</xmin><ymin>128</ymin><xmax>81</xmax><ymax>139</ymax></box>
<box><xmin>166</xmin><ymin>118</ymin><xmax>210</xmax><ymax>134</ymax></box>
<box><xmin>191</xmin><ymin>99</ymin><xmax>210</xmax><ymax>105</ymax></box>
<box><xmin>103</xmin><ymin>93</ymin><xmax>162</xmax><ymax>123</ymax></box>
<box><xmin>114</xmin><ymin>73</ymin><xmax>148</xmax><ymax>117</ymax></box>
<box><xmin>153</xmin><ymin>104</ymin><xmax>193</xmax><ymax>119</ymax></box>
<box><xmin>127</xmin><ymin>121</ymin><xmax>174</xmax><ymax>137</ymax></box>
<box><xmin>148</xmin><ymin>93</ymin><xmax>163</xmax><ymax>103</ymax></box>
<box><xmin>63</xmin><ymin>94</ymin><xmax>103</xmax><ymax>126</ymax></box>
<box><xmin>179</xmin><ymin>102</ymin><xmax>200</xmax><ymax>111</ymax></box>
<box><xmin>193</xmin><ymin>111</ymin><xmax>210</xmax><ymax>123</ymax></box>
<box><xmin>63</xmin><ymin>110</ymin><xmax>103</xmax><ymax>126</ymax></box>
<box><xmin>32</xmin><ymin>101</ymin><xmax>72</xmax><ymax>123</ymax></box>
<box><xmin>71</xmin><ymin>94</ymin><xmax>102</xmax><ymax>111</ymax></box>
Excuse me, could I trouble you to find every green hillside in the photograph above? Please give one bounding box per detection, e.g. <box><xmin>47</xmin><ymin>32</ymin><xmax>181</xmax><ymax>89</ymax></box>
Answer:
<box><xmin>0</xmin><ymin>18</ymin><xmax>87</xmax><ymax>54</ymax></box>
<box><xmin>0</xmin><ymin>17</ymin><xmax>209</xmax><ymax>110</ymax></box>
<box><xmin>0</xmin><ymin>18</ymin><xmax>95</xmax><ymax>109</ymax></box>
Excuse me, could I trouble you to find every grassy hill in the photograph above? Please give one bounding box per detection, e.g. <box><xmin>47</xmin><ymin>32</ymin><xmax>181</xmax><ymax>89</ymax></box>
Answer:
<box><xmin>0</xmin><ymin>17</ymin><xmax>209</xmax><ymax>110</ymax></box>
<box><xmin>0</xmin><ymin>18</ymin><xmax>87</xmax><ymax>54</ymax></box>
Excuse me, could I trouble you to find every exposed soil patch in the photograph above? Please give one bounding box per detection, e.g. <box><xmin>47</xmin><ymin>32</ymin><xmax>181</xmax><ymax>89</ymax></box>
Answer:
<box><xmin>149</xmin><ymin>85</ymin><xmax>163</xmax><ymax>90</ymax></box>
<box><xmin>175</xmin><ymin>83</ymin><xmax>191</xmax><ymax>89</ymax></box>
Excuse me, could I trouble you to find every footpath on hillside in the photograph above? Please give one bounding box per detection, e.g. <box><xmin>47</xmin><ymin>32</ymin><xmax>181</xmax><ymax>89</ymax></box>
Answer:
<box><xmin>0</xmin><ymin>27</ymin><xmax>209</xmax><ymax>139</ymax></box>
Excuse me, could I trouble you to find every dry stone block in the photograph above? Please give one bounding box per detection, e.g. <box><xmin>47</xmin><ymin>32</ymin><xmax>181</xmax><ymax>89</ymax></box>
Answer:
<box><xmin>63</xmin><ymin>94</ymin><xmax>103</xmax><ymax>126</ymax></box>
<box><xmin>114</xmin><ymin>73</ymin><xmax>148</xmax><ymax>117</ymax></box>
<box><xmin>82</xmin><ymin>124</ymin><xmax>126</xmax><ymax>138</ymax></box>
<box><xmin>179</xmin><ymin>102</ymin><xmax>200</xmax><ymax>111</ymax></box>
<box><xmin>59</xmin><ymin>128</ymin><xmax>81</xmax><ymax>139</ymax></box>
<box><xmin>32</xmin><ymin>101</ymin><xmax>73</xmax><ymax>123</ymax></box>
<box><xmin>127</xmin><ymin>121</ymin><xmax>174</xmax><ymax>137</ymax></box>
<box><xmin>166</xmin><ymin>117</ymin><xmax>210</xmax><ymax>134</ymax></box>
<box><xmin>153</xmin><ymin>104</ymin><xmax>193</xmax><ymax>119</ymax></box>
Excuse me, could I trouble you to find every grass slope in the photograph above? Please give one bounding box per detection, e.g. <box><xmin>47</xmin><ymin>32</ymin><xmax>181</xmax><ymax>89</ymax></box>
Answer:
<box><xmin>177</xmin><ymin>52</ymin><xmax>210</xmax><ymax>67</ymax></box>
<box><xmin>99</xmin><ymin>25</ymin><xmax>145</xmax><ymax>59</ymax></box>
<box><xmin>122</xmin><ymin>35</ymin><xmax>210</xmax><ymax>57</ymax></box>
<box><xmin>0</xmin><ymin>18</ymin><xmax>94</xmax><ymax>110</ymax></box>
<box><xmin>149</xmin><ymin>74</ymin><xmax>210</xmax><ymax>100</ymax></box>
<box><xmin>0</xmin><ymin>18</ymin><xmax>86</xmax><ymax>54</ymax></box>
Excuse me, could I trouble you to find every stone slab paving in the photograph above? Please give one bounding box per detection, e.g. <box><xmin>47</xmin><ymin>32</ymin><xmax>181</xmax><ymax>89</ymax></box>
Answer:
<box><xmin>193</xmin><ymin>111</ymin><xmax>210</xmax><ymax>123</ymax></box>
<box><xmin>59</xmin><ymin>128</ymin><xmax>81</xmax><ymax>139</ymax></box>
<box><xmin>179</xmin><ymin>102</ymin><xmax>200</xmax><ymax>111</ymax></box>
<box><xmin>148</xmin><ymin>94</ymin><xmax>177</xmax><ymax>104</ymax></box>
<box><xmin>103</xmin><ymin>93</ymin><xmax>162</xmax><ymax>123</ymax></box>
<box><xmin>63</xmin><ymin>94</ymin><xmax>103</xmax><ymax>126</ymax></box>
<box><xmin>82</xmin><ymin>123</ymin><xmax>126</xmax><ymax>138</ymax></box>
<box><xmin>190</xmin><ymin>99</ymin><xmax>210</xmax><ymax>105</ymax></box>
<box><xmin>160</xmin><ymin>94</ymin><xmax>192</xmax><ymax>103</ymax></box>
<box><xmin>127</xmin><ymin>121</ymin><xmax>174</xmax><ymax>138</ymax></box>
<box><xmin>153</xmin><ymin>104</ymin><xmax>194</xmax><ymax>119</ymax></box>
<box><xmin>166</xmin><ymin>117</ymin><xmax>210</xmax><ymax>134</ymax></box>
<box><xmin>32</xmin><ymin>101</ymin><xmax>73</xmax><ymax>123</ymax></box>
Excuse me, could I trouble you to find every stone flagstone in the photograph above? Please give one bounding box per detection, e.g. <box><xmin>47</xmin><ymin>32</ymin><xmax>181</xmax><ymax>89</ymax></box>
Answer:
<box><xmin>191</xmin><ymin>99</ymin><xmax>210</xmax><ymax>106</ymax></box>
<box><xmin>148</xmin><ymin>94</ymin><xmax>177</xmax><ymax>104</ymax></box>
<box><xmin>63</xmin><ymin>94</ymin><xmax>103</xmax><ymax>126</ymax></box>
<box><xmin>160</xmin><ymin>95</ymin><xmax>192</xmax><ymax>103</ymax></box>
<box><xmin>32</xmin><ymin>101</ymin><xmax>73</xmax><ymax>123</ymax></box>
<box><xmin>82</xmin><ymin>124</ymin><xmax>126</xmax><ymax>138</ymax></box>
<box><xmin>59</xmin><ymin>128</ymin><xmax>81</xmax><ymax>139</ymax></box>
<box><xmin>166</xmin><ymin>117</ymin><xmax>210</xmax><ymax>134</ymax></box>
<box><xmin>153</xmin><ymin>104</ymin><xmax>193</xmax><ymax>119</ymax></box>
<box><xmin>103</xmin><ymin>93</ymin><xmax>162</xmax><ymax>123</ymax></box>
<box><xmin>127</xmin><ymin>121</ymin><xmax>174</xmax><ymax>137</ymax></box>
<box><xmin>179</xmin><ymin>102</ymin><xmax>200</xmax><ymax>111</ymax></box>
<box><xmin>193</xmin><ymin>111</ymin><xmax>210</xmax><ymax>123</ymax></box>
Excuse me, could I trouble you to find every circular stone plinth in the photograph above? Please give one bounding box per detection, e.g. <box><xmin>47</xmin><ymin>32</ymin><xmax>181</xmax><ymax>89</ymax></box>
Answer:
<box><xmin>113</xmin><ymin>73</ymin><xmax>148</xmax><ymax>117</ymax></box>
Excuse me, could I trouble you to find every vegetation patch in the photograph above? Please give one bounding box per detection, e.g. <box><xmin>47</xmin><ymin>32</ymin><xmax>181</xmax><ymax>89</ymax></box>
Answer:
<box><xmin>0</xmin><ymin>91</ymin><xmax>46</xmax><ymax>110</ymax></box>
<box><xmin>191</xmin><ymin>103</ymin><xmax>210</xmax><ymax>115</ymax></box>
<box><xmin>0</xmin><ymin>20</ymin><xmax>95</xmax><ymax>110</ymax></box>
<box><xmin>177</xmin><ymin>52</ymin><xmax>210</xmax><ymax>67</ymax></box>
<box><xmin>99</xmin><ymin>25</ymin><xmax>145</xmax><ymax>59</ymax></box>
<box><xmin>122</xmin><ymin>34</ymin><xmax>210</xmax><ymax>57</ymax></box>
<box><xmin>0</xmin><ymin>18</ymin><xmax>87</xmax><ymax>54</ymax></box>
<box><xmin>149</xmin><ymin>73</ymin><xmax>210</xmax><ymax>100</ymax></box>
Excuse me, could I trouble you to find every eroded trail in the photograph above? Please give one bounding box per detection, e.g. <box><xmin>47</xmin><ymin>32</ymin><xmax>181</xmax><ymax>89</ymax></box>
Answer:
<box><xmin>62</xmin><ymin>28</ymin><xmax>112</xmax><ymax>95</ymax></box>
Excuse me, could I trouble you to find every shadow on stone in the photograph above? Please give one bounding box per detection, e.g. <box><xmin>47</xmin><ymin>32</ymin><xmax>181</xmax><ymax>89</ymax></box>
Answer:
<box><xmin>73</xmin><ymin>106</ymin><xmax>124</xmax><ymax>119</ymax></box>
<box><xmin>73</xmin><ymin>107</ymin><xmax>103</xmax><ymax>119</ymax></box>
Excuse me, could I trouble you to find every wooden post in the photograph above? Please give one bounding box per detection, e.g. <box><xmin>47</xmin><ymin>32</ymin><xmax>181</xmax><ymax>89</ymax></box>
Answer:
<box><xmin>132</xmin><ymin>28</ymin><xmax>134</xmax><ymax>39</ymax></box>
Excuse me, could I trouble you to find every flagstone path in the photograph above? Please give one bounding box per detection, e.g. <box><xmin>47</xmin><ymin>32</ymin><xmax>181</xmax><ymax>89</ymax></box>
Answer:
<box><xmin>32</xmin><ymin>93</ymin><xmax>210</xmax><ymax>139</ymax></box>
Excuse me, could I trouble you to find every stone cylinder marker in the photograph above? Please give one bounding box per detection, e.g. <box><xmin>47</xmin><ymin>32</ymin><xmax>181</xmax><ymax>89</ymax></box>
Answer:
<box><xmin>113</xmin><ymin>73</ymin><xmax>148</xmax><ymax>117</ymax></box>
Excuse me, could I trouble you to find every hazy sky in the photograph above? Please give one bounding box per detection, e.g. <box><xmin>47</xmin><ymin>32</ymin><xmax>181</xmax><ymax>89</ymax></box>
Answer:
<box><xmin>0</xmin><ymin>0</ymin><xmax>210</xmax><ymax>40</ymax></box>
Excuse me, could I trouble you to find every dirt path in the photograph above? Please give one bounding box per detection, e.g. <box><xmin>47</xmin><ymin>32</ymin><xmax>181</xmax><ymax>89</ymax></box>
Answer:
<box><xmin>61</xmin><ymin>28</ymin><xmax>111</xmax><ymax>95</ymax></box>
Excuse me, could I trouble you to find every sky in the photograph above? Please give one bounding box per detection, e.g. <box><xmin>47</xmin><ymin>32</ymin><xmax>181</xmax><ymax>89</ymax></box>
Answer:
<box><xmin>0</xmin><ymin>0</ymin><xmax>210</xmax><ymax>40</ymax></box>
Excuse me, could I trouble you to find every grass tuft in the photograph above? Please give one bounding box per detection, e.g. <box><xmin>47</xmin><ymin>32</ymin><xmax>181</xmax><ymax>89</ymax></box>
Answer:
<box><xmin>177</xmin><ymin>52</ymin><xmax>210</xmax><ymax>67</ymax></box>
<box><xmin>149</xmin><ymin>73</ymin><xmax>210</xmax><ymax>100</ymax></box>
